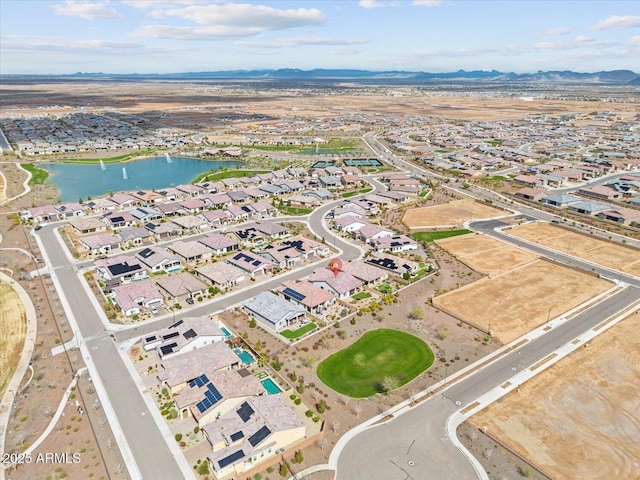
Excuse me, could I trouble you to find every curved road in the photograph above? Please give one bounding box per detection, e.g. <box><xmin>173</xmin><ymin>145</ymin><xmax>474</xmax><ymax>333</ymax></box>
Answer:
<box><xmin>30</xmin><ymin>178</ymin><xmax>383</xmax><ymax>479</ymax></box>
<box><xmin>333</xmin><ymin>134</ymin><xmax>640</xmax><ymax>479</ymax></box>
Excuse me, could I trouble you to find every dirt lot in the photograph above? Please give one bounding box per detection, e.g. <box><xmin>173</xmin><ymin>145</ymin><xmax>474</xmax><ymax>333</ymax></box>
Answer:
<box><xmin>402</xmin><ymin>199</ymin><xmax>505</xmax><ymax>229</ymax></box>
<box><xmin>471</xmin><ymin>311</ymin><xmax>640</xmax><ymax>480</ymax></box>
<box><xmin>433</xmin><ymin>259</ymin><xmax>612</xmax><ymax>343</ymax></box>
<box><xmin>508</xmin><ymin>222</ymin><xmax>640</xmax><ymax>276</ymax></box>
<box><xmin>0</xmin><ymin>280</ymin><xmax>26</xmax><ymax>397</ymax></box>
<box><xmin>436</xmin><ymin>233</ymin><xmax>538</xmax><ymax>277</ymax></box>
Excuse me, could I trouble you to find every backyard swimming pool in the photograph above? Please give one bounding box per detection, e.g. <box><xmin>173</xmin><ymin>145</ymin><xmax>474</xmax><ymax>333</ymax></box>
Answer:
<box><xmin>234</xmin><ymin>348</ymin><xmax>255</xmax><ymax>365</ymax></box>
<box><xmin>261</xmin><ymin>378</ymin><xmax>283</xmax><ymax>395</ymax></box>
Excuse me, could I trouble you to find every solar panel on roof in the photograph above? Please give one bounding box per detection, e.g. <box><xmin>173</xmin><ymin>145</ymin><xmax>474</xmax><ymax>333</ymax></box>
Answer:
<box><xmin>139</xmin><ymin>248</ymin><xmax>153</xmax><ymax>258</ymax></box>
<box><xmin>230</xmin><ymin>431</ymin><xmax>244</xmax><ymax>442</ymax></box>
<box><xmin>160</xmin><ymin>343</ymin><xmax>177</xmax><ymax>355</ymax></box>
<box><xmin>218</xmin><ymin>450</ymin><xmax>245</xmax><ymax>469</ymax></box>
<box><xmin>206</xmin><ymin>382</ymin><xmax>223</xmax><ymax>403</ymax></box>
<box><xmin>248</xmin><ymin>426</ymin><xmax>271</xmax><ymax>447</ymax></box>
<box><xmin>282</xmin><ymin>287</ymin><xmax>306</xmax><ymax>302</ymax></box>
<box><xmin>252</xmin><ymin>260</ymin><xmax>261</xmax><ymax>266</ymax></box>
<box><xmin>183</xmin><ymin>328</ymin><xmax>197</xmax><ymax>339</ymax></box>
<box><xmin>200</xmin><ymin>374</ymin><xmax>209</xmax><ymax>384</ymax></box>
<box><xmin>163</xmin><ymin>331</ymin><xmax>180</xmax><ymax>340</ymax></box>
<box><xmin>169</xmin><ymin>319</ymin><xmax>184</xmax><ymax>328</ymax></box>
<box><xmin>237</xmin><ymin>402</ymin><xmax>254</xmax><ymax>422</ymax></box>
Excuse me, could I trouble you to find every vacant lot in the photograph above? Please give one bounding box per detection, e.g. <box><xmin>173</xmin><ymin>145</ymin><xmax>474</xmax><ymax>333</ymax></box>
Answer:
<box><xmin>433</xmin><ymin>260</ymin><xmax>612</xmax><ymax>343</ymax></box>
<box><xmin>316</xmin><ymin>329</ymin><xmax>434</xmax><ymax>398</ymax></box>
<box><xmin>0</xmin><ymin>280</ymin><xmax>26</xmax><ymax>397</ymax></box>
<box><xmin>472</xmin><ymin>311</ymin><xmax>640</xmax><ymax>480</ymax></box>
<box><xmin>402</xmin><ymin>199</ymin><xmax>504</xmax><ymax>229</ymax></box>
<box><xmin>436</xmin><ymin>233</ymin><xmax>538</xmax><ymax>277</ymax></box>
<box><xmin>508</xmin><ymin>222</ymin><xmax>640</xmax><ymax>276</ymax></box>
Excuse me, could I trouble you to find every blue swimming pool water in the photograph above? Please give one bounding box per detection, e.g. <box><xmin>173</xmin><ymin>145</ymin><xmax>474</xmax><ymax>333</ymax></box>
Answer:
<box><xmin>261</xmin><ymin>378</ymin><xmax>283</xmax><ymax>395</ymax></box>
<box><xmin>234</xmin><ymin>349</ymin><xmax>255</xmax><ymax>365</ymax></box>
<box><xmin>221</xmin><ymin>327</ymin><xmax>233</xmax><ymax>338</ymax></box>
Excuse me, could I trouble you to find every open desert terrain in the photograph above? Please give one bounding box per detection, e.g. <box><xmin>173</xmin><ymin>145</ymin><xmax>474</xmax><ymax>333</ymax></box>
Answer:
<box><xmin>0</xmin><ymin>279</ymin><xmax>26</xmax><ymax>397</ymax></box>
<box><xmin>433</xmin><ymin>259</ymin><xmax>612</xmax><ymax>343</ymax></box>
<box><xmin>436</xmin><ymin>233</ymin><xmax>538</xmax><ymax>277</ymax></box>
<box><xmin>471</xmin><ymin>311</ymin><xmax>640</xmax><ymax>480</ymax></box>
<box><xmin>508</xmin><ymin>222</ymin><xmax>640</xmax><ymax>276</ymax></box>
<box><xmin>403</xmin><ymin>199</ymin><xmax>505</xmax><ymax>229</ymax></box>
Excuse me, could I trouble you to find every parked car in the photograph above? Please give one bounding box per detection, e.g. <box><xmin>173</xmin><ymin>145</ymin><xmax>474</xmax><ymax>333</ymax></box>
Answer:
<box><xmin>186</xmin><ymin>297</ymin><xmax>194</xmax><ymax>305</ymax></box>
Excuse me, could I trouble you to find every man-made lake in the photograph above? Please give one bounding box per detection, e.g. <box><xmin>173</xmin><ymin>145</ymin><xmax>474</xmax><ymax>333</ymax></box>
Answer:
<box><xmin>43</xmin><ymin>157</ymin><xmax>244</xmax><ymax>202</ymax></box>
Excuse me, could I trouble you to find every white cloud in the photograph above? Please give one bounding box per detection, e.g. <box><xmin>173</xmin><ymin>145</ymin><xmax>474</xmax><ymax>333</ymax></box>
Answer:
<box><xmin>630</xmin><ymin>35</ymin><xmax>640</xmax><ymax>46</ymax></box>
<box><xmin>412</xmin><ymin>0</ymin><xmax>443</xmax><ymax>6</ymax></box>
<box><xmin>592</xmin><ymin>15</ymin><xmax>640</xmax><ymax>31</ymax></box>
<box><xmin>134</xmin><ymin>24</ymin><xmax>261</xmax><ymax>40</ymax></box>
<box><xmin>52</xmin><ymin>0</ymin><xmax>123</xmax><ymax>20</ymax></box>
<box><xmin>149</xmin><ymin>3</ymin><xmax>325</xmax><ymax>28</ymax></box>
<box><xmin>545</xmin><ymin>27</ymin><xmax>571</xmax><ymax>36</ymax></box>
<box><xmin>237</xmin><ymin>37</ymin><xmax>370</xmax><ymax>49</ymax></box>
<box><xmin>331</xmin><ymin>47</ymin><xmax>364</xmax><ymax>55</ymax></box>
<box><xmin>358</xmin><ymin>0</ymin><xmax>396</xmax><ymax>9</ymax></box>
<box><xmin>1</xmin><ymin>38</ymin><xmax>157</xmax><ymax>55</ymax></box>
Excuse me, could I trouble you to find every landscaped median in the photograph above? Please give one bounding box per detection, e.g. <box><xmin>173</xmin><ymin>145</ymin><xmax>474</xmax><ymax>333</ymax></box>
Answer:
<box><xmin>317</xmin><ymin>329</ymin><xmax>434</xmax><ymax>398</ymax></box>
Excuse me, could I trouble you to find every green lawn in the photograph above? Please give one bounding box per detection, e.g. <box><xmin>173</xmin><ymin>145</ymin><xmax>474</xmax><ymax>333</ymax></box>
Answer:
<box><xmin>377</xmin><ymin>284</ymin><xmax>392</xmax><ymax>294</ymax></box>
<box><xmin>59</xmin><ymin>149</ymin><xmax>157</xmax><ymax>164</ymax></box>
<box><xmin>351</xmin><ymin>292</ymin><xmax>371</xmax><ymax>301</ymax></box>
<box><xmin>341</xmin><ymin>188</ymin><xmax>371</xmax><ymax>198</ymax></box>
<box><xmin>22</xmin><ymin>163</ymin><xmax>49</xmax><ymax>184</ymax></box>
<box><xmin>317</xmin><ymin>329</ymin><xmax>434</xmax><ymax>398</ymax></box>
<box><xmin>279</xmin><ymin>206</ymin><xmax>313</xmax><ymax>215</ymax></box>
<box><xmin>281</xmin><ymin>323</ymin><xmax>317</xmax><ymax>339</ymax></box>
<box><xmin>193</xmin><ymin>169</ymin><xmax>267</xmax><ymax>183</ymax></box>
<box><xmin>410</xmin><ymin>229</ymin><xmax>472</xmax><ymax>243</ymax></box>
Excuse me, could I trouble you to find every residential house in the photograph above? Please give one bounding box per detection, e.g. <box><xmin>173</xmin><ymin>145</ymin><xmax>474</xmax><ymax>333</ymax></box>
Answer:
<box><xmin>157</xmin><ymin>341</ymin><xmax>241</xmax><ymax>393</ymax></box>
<box><xmin>144</xmin><ymin>221</ymin><xmax>182</xmax><ymax>240</ymax></box>
<box><xmin>597</xmin><ymin>207</ymin><xmax>640</xmax><ymax>226</ymax></box>
<box><xmin>118</xmin><ymin>226</ymin><xmax>150</xmax><ymax>247</ymax></box>
<box><xmin>108</xmin><ymin>193</ymin><xmax>138</xmax><ymax>210</ymax></box>
<box><xmin>198</xmin><ymin>210</ymin><xmax>231</xmax><ymax>227</ymax></box>
<box><xmin>365</xmin><ymin>252</ymin><xmax>421</xmax><ymax>277</ymax></box>
<box><xmin>227</xmin><ymin>251</ymin><xmax>276</xmax><ymax>278</ymax></box>
<box><xmin>198</xmin><ymin>233</ymin><xmax>240</xmax><ymax>255</ymax></box>
<box><xmin>174</xmin><ymin>369</ymin><xmax>263</xmax><ymax>423</ymax></box>
<box><xmin>171</xmin><ymin>215</ymin><xmax>209</xmax><ymax>234</ymax></box>
<box><xmin>204</xmin><ymin>396</ymin><xmax>305</xmax><ymax>479</ymax></box>
<box><xmin>156</xmin><ymin>272</ymin><xmax>208</xmax><ymax>304</ymax></box>
<box><xmin>568</xmin><ymin>200</ymin><xmax>612</xmax><ymax>216</ymax></box>
<box><xmin>254</xmin><ymin>221</ymin><xmax>288</xmax><ymax>239</ymax></box>
<box><xmin>167</xmin><ymin>240</ymin><xmax>212</xmax><ymax>265</ymax></box>
<box><xmin>370</xmin><ymin>235</ymin><xmax>419</xmax><ymax>253</ymax></box>
<box><xmin>334</xmin><ymin>216</ymin><xmax>370</xmax><ymax>233</ymax></box>
<box><xmin>247</xmin><ymin>201</ymin><xmax>278</xmax><ymax>218</ymax></box>
<box><xmin>110</xmin><ymin>279</ymin><xmax>163</xmax><ymax>316</ymax></box>
<box><xmin>277</xmin><ymin>280</ymin><xmax>335</xmax><ymax>314</ymax></box>
<box><xmin>136</xmin><ymin>246</ymin><xmax>183</xmax><ymax>273</ymax></box>
<box><xmin>258</xmin><ymin>244</ymin><xmax>302</xmax><ymax>268</ymax></box>
<box><xmin>102</xmin><ymin>211</ymin><xmax>136</xmax><ymax>229</ymax></box>
<box><xmin>180</xmin><ymin>198</ymin><xmax>208</xmax><ymax>214</ymax></box>
<box><xmin>342</xmin><ymin>261</ymin><xmax>388</xmax><ymax>286</ymax></box>
<box><xmin>205</xmin><ymin>193</ymin><xmax>233</xmax><ymax>209</ymax></box>
<box><xmin>195</xmin><ymin>263</ymin><xmax>245</xmax><ymax>290</ymax></box>
<box><xmin>356</xmin><ymin>224</ymin><xmax>394</xmax><ymax>244</ymax></box>
<box><xmin>129</xmin><ymin>206</ymin><xmax>163</xmax><ymax>223</ymax></box>
<box><xmin>541</xmin><ymin>194</ymin><xmax>582</xmax><ymax>208</ymax></box>
<box><xmin>157</xmin><ymin>202</ymin><xmax>187</xmax><ymax>217</ymax></box>
<box><xmin>143</xmin><ymin>316</ymin><xmax>226</xmax><ymax>359</ymax></box>
<box><xmin>578</xmin><ymin>185</ymin><xmax>623</xmax><ymax>201</ymax></box>
<box><xmin>279</xmin><ymin>235</ymin><xmax>330</xmax><ymax>258</ymax></box>
<box><xmin>308</xmin><ymin>268</ymin><xmax>362</xmax><ymax>299</ymax></box>
<box><xmin>515</xmin><ymin>187</ymin><xmax>549</xmax><ymax>202</ymax></box>
<box><xmin>243</xmin><ymin>291</ymin><xmax>306</xmax><ymax>331</ymax></box>
<box><xmin>80</xmin><ymin>233</ymin><xmax>121</xmax><ymax>256</ymax></box>
<box><xmin>69</xmin><ymin>217</ymin><xmax>107</xmax><ymax>235</ymax></box>
<box><xmin>95</xmin><ymin>255</ymin><xmax>148</xmax><ymax>286</ymax></box>
<box><xmin>55</xmin><ymin>202</ymin><xmax>87</xmax><ymax>219</ymax></box>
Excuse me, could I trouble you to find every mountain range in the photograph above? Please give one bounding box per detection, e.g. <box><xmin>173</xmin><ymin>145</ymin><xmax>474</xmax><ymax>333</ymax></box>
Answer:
<box><xmin>4</xmin><ymin>69</ymin><xmax>639</xmax><ymax>85</ymax></box>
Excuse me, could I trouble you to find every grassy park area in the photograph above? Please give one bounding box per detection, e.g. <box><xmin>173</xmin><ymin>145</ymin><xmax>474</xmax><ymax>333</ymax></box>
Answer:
<box><xmin>411</xmin><ymin>229</ymin><xmax>472</xmax><ymax>243</ymax></box>
<box><xmin>22</xmin><ymin>163</ymin><xmax>49</xmax><ymax>185</ymax></box>
<box><xmin>317</xmin><ymin>329</ymin><xmax>434</xmax><ymax>398</ymax></box>
<box><xmin>193</xmin><ymin>168</ymin><xmax>268</xmax><ymax>183</ymax></box>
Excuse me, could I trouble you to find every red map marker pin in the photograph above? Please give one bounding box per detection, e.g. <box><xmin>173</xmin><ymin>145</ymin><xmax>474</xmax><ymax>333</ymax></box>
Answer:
<box><xmin>328</xmin><ymin>259</ymin><xmax>343</xmax><ymax>277</ymax></box>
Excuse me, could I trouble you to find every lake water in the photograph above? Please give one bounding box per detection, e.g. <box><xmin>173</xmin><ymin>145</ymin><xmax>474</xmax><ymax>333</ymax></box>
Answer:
<box><xmin>42</xmin><ymin>157</ymin><xmax>244</xmax><ymax>202</ymax></box>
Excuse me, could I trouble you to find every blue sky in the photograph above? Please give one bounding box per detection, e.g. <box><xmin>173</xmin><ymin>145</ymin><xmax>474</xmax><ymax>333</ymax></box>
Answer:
<box><xmin>1</xmin><ymin>1</ymin><xmax>638</xmax><ymax>74</ymax></box>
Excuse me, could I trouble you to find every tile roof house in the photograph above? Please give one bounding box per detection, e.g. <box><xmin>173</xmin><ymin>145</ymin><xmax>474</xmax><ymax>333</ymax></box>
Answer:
<box><xmin>156</xmin><ymin>272</ymin><xmax>208</xmax><ymax>303</ymax></box>
<box><xmin>365</xmin><ymin>252</ymin><xmax>420</xmax><ymax>277</ymax></box>
<box><xmin>79</xmin><ymin>233</ymin><xmax>121</xmax><ymax>256</ymax></box>
<box><xmin>102</xmin><ymin>211</ymin><xmax>136</xmax><ymax>229</ymax></box>
<box><xmin>204</xmin><ymin>396</ymin><xmax>305</xmax><ymax>478</ymax></box>
<box><xmin>243</xmin><ymin>291</ymin><xmax>306</xmax><ymax>331</ymax></box>
<box><xmin>158</xmin><ymin>341</ymin><xmax>240</xmax><ymax>393</ymax></box>
<box><xmin>174</xmin><ymin>369</ymin><xmax>264</xmax><ymax>424</ymax></box>
<box><xmin>342</xmin><ymin>261</ymin><xmax>388</xmax><ymax>285</ymax></box>
<box><xmin>69</xmin><ymin>216</ymin><xmax>107</xmax><ymax>235</ymax></box>
<box><xmin>308</xmin><ymin>268</ymin><xmax>362</xmax><ymax>299</ymax></box>
<box><xmin>198</xmin><ymin>210</ymin><xmax>232</xmax><ymax>227</ymax></box>
<box><xmin>227</xmin><ymin>251</ymin><xmax>276</xmax><ymax>278</ymax></box>
<box><xmin>198</xmin><ymin>233</ymin><xmax>240</xmax><ymax>255</ymax></box>
<box><xmin>279</xmin><ymin>235</ymin><xmax>330</xmax><ymax>258</ymax></box>
<box><xmin>144</xmin><ymin>221</ymin><xmax>182</xmax><ymax>240</ymax></box>
<box><xmin>95</xmin><ymin>255</ymin><xmax>147</xmax><ymax>286</ymax></box>
<box><xmin>136</xmin><ymin>246</ymin><xmax>183</xmax><ymax>273</ymax></box>
<box><xmin>195</xmin><ymin>263</ymin><xmax>245</xmax><ymax>289</ymax></box>
<box><xmin>167</xmin><ymin>240</ymin><xmax>212</xmax><ymax>265</ymax></box>
<box><xmin>370</xmin><ymin>235</ymin><xmax>419</xmax><ymax>253</ymax></box>
<box><xmin>110</xmin><ymin>279</ymin><xmax>163</xmax><ymax>316</ymax></box>
<box><xmin>254</xmin><ymin>221</ymin><xmax>288</xmax><ymax>239</ymax></box>
<box><xmin>118</xmin><ymin>226</ymin><xmax>151</xmax><ymax>247</ymax></box>
<box><xmin>277</xmin><ymin>280</ymin><xmax>335</xmax><ymax>314</ymax></box>
<box><xmin>356</xmin><ymin>224</ymin><xmax>394</xmax><ymax>244</ymax></box>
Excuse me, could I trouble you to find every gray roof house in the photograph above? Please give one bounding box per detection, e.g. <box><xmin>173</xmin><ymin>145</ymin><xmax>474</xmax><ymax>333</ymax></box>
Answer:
<box><xmin>243</xmin><ymin>291</ymin><xmax>306</xmax><ymax>331</ymax></box>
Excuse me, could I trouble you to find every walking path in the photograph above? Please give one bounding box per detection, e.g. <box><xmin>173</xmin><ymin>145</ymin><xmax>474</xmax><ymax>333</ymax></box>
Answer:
<box><xmin>0</xmin><ymin>272</ymin><xmax>37</xmax><ymax>479</ymax></box>
<box><xmin>0</xmin><ymin>162</ymin><xmax>31</xmax><ymax>206</ymax></box>
<box><xmin>23</xmin><ymin>368</ymin><xmax>86</xmax><ymax>456</ymax></box>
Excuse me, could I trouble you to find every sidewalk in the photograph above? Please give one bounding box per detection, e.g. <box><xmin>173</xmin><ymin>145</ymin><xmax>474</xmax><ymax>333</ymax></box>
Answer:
<box><xmin>0</xmin><ymin>272</ymin><xmax>37</xmax><ymax>480</ymax></box>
